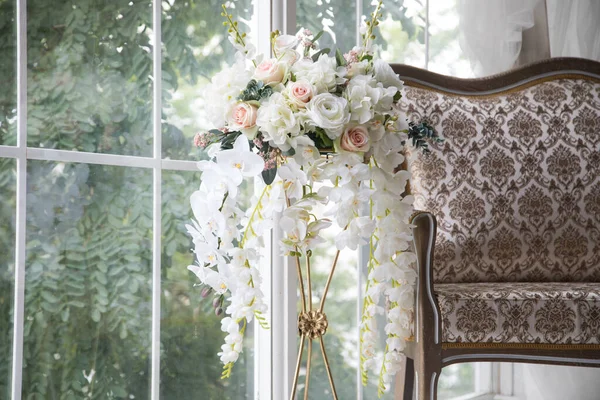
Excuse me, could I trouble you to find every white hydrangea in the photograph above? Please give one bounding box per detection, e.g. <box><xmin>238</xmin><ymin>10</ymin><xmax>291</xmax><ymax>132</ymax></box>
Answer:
<box><xmin>292</xmin><ymin>53</ymin><xmax>345</xmax><ymax>93</ymax></box>
<box><xmin>256</xmin><ymin>92</ymin><xmax>301</xmax><ymax>151</ymax></box>
<box><xmin>203</xmin><ymin>54</ymin><xmax>252</xmax><ymax>128</ymax></box>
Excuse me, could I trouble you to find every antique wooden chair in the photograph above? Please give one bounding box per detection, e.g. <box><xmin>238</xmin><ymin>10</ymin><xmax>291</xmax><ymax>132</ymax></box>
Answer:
<box><xmin>392</xmin><ymin>58</ymin><xmax>600</xmax><ymax>400</ymax></box>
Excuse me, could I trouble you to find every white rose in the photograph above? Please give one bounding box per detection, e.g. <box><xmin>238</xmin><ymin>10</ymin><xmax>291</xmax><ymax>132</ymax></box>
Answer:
<box><xmin>373</xmin><ymin>59</ymin><xmax>404</xmax><ymax>91</ymax></box>
<box><xmin>274</xmin><ymin>34</ymin><xmax>299</xmax><ymax>53</ymax></box>
<box><xmin>226</xmin><ymin>102</ymin><xmax>259</xmax><ymax>139</ymax></box>
<box><xmin>339</xmin><ymin>124</ymin><xmax>370</xmax><ymax>153</ymax></box>
<box><xmin>256</xmin><ymin>92</ymin><xmax>301</xmax><ymax>151</ymax></box>
<box><xmin>306</xmin><ymin>93</ymin><xmax>350</xmax><ymax>139</ymax></box>
<box><xmin>254</xmin><ymin>59</ymin><xmax>288</xmax><ymax>86</ymax></box>
<box><xmin>284</xmin><ymin>80</ymin><xmax>315</xmax><ymax>109</ymax></box>
<box><xmin>292</xmin><ymin>54</ymin><xmax>345</xmax><ymax>93</ymax></box>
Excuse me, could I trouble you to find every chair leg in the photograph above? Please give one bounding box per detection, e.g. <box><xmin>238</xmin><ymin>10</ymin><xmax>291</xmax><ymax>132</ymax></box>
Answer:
<box><xmin>402</xmin><ymin>357</ymin><xmax>415</xmax><ymax>400</ymax></box>
<box><xmin>416</xmin><ymin>363</ymin><xmax>440</xmax><ymax>400</ymax></box>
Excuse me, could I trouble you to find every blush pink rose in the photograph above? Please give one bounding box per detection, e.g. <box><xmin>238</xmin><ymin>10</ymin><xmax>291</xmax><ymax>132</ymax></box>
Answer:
<box><xmin>340</xmin><ymin>124</ymin><xmax>370</xmax><ymax>152</ymax></box>
<box><xmin>286</xmin><ymin>80</ymin><xmax>314</xmax><ymax>108</ymax></box>
<box><xmin>254</xmin><ymin>59</ymin><xmax>286</xmax><ymax>86</ymax></box>
<box><xmin>227</xmin><ymin>102</ymin><xmax>258</xmax><ymax>131</ymax></box>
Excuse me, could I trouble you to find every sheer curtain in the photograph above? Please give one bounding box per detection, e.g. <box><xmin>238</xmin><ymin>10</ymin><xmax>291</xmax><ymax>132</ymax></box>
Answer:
<box><xmin>456</xmin><ymin>0</ymin><xmax>540</xmax><ymax>76</ymax></box>
<box><xmin>520</xmin><ymin>364</ymin><xmax>600</xmax><ymax>400</ymax></box>
<box><xmin>547</xmin><ymin>0</ymin><xmax>600</xmax><ymax>60</ymax></box>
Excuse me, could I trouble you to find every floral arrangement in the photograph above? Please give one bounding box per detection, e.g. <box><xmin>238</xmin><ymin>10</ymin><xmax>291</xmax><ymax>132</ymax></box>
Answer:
<box><xmin>187</xmin><ymin>2</ymin><xmax>439</xmax><ymax>396</ymax></box>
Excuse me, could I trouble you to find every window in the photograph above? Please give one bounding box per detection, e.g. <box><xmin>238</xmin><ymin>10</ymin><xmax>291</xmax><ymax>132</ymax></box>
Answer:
<box><xmin>1</xmin><ymin>0</ymin><xmax>258</xmax><ymax>398</ymax></box>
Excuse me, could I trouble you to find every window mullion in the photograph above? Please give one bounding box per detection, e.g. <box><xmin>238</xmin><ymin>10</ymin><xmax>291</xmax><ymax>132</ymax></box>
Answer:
<box><xmin>151</xmin><ymin>0</ymin><xmax>162</xmax><ymax>398</ymax></box>
<box><xmin>11</xmin><ymin>0</ymin><xmax>28</xmax><ymax>398</ymax></box>
<box><xmin>425</xmin><ymin>0</ymin><xmax>430</xmax><ymax>69</ymax></box>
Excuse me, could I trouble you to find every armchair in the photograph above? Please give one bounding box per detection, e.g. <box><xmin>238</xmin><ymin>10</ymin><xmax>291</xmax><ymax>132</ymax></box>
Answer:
<box><xmin>393</xmin><ymin>58</ymin><xmax>600</xmax><ymax>400</ymax></box>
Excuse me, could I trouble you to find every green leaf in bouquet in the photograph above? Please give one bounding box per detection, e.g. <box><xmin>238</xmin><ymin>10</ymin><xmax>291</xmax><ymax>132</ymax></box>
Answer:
<box><xmin>309</xmin><ymin>127</ymin><xmax>334</xmax><ymax>151</ymax></box>
<box><xmin>238</xmin><ymin>79</ymin><xmax>273</xmax><ymax>102</ymax></box>
<box><xmin>220</xmin><ymin>131</ymin><xmax>242</xmax><ymax>150</ymax></box>
<box><xmin>262</xmin><ymin>165</ymin><xmax>277</xmax><ymax>185</ymax></box>
<box><xmin>393</xmin><ymin>90</ymin><xmax>402</xmax><ymax>102</ymax></box>
<box><xmin>312</xmin><ymin>30</ymin><xmax>324</xmax><ymax>43</ymax></box>
<box><xmin>406</xmin><ymin>121</ymin><xmax>443</xmax><ymax>155</ymax></box>
<box><xmin>335</xmin><ymin>48</ymin><xmax>347</xmax><ymax>67</ymax></box>
<box><xmin>311</xmin><ymin>48</ymin><xmax>330</xmax><ymax>62</ymax></box>
<box><xmin>282</xmin><ymin>147</ymin><xmax>296</xmax><ymax>157</ymax></box>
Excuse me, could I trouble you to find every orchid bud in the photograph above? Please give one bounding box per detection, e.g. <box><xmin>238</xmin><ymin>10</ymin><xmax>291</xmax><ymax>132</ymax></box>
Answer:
<box><xmin>212</xmin><ymin>297</ymin><xmax>221</xmax><ymax>309</ymax></box>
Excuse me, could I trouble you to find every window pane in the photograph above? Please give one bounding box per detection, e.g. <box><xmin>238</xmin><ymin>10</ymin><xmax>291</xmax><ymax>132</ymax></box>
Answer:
<box><xmin>161</xmin><ymin>170</ymin><xmax>254</xmax><ymax>399</ymax></box>
<box><xmin>427</xmin><ymin>0</ymin><xmax>474</xmax><ymax>78</ymax></box>
<box><xmin>161</xmin><ymin>1</ymin><xmax>254</xmax><ymax>160</ymax></box>
<box><xmin>0</xmin><ymin>1</ymin><xmax>16</xmax><ymax>146</ymax></box>
<box><xmin>363</xmin><ymin>0</ymin><xmax>426</xmax><ymax>67</ymax></box>
<box><xmin>23</xmin><ymin>161</ymin><xmax>152</xmax><ymax>398</ymax></box>
<box><xmin>0</xmin><ymin>158</ymin><xmax>16</xmax><ymax>398</ymax></box>
<box><xmin>297</xmin><ymin>0</ymin><xmax>357</xmax><ymax>56</ymax></box>
<box><xmin>27</xmin><ymin>0</ymin><xmax>153</xmax><ymax>156</ymax></box>
<box><xmin>438</xmin><ymin>363</ymin><xmax>476</xmax><ymax>399</ymax></box>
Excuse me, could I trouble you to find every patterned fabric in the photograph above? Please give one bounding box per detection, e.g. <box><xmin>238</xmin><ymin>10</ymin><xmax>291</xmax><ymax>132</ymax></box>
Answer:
<box><xmin>401</xmin><ymin>79</ymin><xmax>600</xmax><ymax>283</ymax></box>
<box><xmin>436</xmin><ymin>282</ymin><xmax>600</xmax><ymax>344</ymax></box>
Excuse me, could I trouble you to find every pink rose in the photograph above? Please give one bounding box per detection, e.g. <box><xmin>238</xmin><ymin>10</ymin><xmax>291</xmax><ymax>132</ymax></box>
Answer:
<box><xmin>340</xmin><ymin>124</ymin><xmax>370</xmax><ymax>152</ymax></box>
<box><xmin>227</xmin><ymin>102</ymin><xmax>258</xmax><ymax>137</ymax></box>
<box><xmin>286</xmin><ymin>80</ymin><xmax>314</xmax><ymax>108</ymax></box>
<box><xmin>254</xmin><ymin>59</ymin><xmax>286</xmax><ymax>86</ymax></box>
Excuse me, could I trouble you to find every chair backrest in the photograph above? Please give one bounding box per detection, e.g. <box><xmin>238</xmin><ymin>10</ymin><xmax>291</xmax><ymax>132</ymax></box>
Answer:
<box><xmin>395</xmin><ymin>58</ymin><xmax>600</xmax><ymax>283</ymax></box>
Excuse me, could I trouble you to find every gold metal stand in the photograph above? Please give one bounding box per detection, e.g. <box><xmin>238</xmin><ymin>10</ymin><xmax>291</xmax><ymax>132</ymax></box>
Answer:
<box><xmin>289</xmin><ymin>249</ymin><xmax>341</xmax><ymax>400</ymax></box>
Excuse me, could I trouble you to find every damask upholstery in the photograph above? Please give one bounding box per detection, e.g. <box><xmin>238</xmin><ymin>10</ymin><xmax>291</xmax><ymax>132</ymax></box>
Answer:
<box><xmin>401</xmin><ymin>79</ymin><xmax>600</xmax><ymax>284</ymax></box>
<box><xmin>437</xmin><ymin>282</ymin><xmax>600</xmax><ymax>344</ymax></box>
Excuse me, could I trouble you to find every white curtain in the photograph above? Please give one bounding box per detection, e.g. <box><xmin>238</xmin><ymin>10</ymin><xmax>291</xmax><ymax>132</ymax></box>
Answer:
<box><xmin>546</xmin><ymin>0</ymin><xmax>600</xmax><ymax>60</ymax></box>
<box><xmin>522</xmin><ymin>364</ymin><xmax>600</xmax><ymax>400</ymax></box>
<box><xmin>457</xmin><ymin>0</ymin><xmax>541</xmax><ymax>77</ymax></box>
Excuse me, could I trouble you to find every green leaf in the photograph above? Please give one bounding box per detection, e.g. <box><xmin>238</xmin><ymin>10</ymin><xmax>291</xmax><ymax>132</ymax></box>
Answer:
<box><xmin>262</xmin><ymin>165</ymin><xmax>277</xmax><ymax>185</ymax></box>
<box><xmin>312</xmin><ymin>30</ymin><xmax>324</xmax><ymax>43</ymax></box>
<box><xmin>91</xmin><ymin>309</ymin><xmax>101</xmax><ymax>322</ymax></box>
<box><xmin>311</xmin><ymin>47</ymin><xmax>330</xmax><ymax>61</ymax></box>
<box><xmin>335</xmin><ymin>48</ymin><xmax>347</xmax><ymax>67</ymax></box>
<box><xmin>41</xmin><ymin>291</ymin><xmax>60</xmax><ymax>304</ymax></box>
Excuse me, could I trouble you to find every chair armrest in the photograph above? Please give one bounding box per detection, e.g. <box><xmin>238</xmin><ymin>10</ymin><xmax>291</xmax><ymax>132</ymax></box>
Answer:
<box><xmin>410</xmin><ymin>211</ymin><xmax>442</xmax><ymax>346</ymax></box>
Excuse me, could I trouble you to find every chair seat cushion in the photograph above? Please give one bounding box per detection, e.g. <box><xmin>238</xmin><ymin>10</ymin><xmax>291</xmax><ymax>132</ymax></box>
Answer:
<box><xmin>436</xmin><ymin>282</ymin><xmax>600</xmax><ymax>344</ymax></box>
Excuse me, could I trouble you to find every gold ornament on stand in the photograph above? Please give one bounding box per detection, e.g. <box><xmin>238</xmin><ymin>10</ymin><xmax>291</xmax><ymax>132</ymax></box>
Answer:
<box><xmin>289</xmin><ymin>241</ymin><xmax>342</xmax><ymax>400</ymax></box>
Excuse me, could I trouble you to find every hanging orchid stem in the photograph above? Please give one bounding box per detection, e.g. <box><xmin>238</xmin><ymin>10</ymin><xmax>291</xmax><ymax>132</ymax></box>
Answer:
<box><xmin>360</xmin><ymin>173</ymin><xmax>378</xmax><ymax>385</ymax></box>
<box><xmin>221</xmin><ymin>4</ymin><xmax>257</xmax><ymax>67</ymax></box>
<box><xmin>240</xmin><ymin>184</ymin><xmax>271</xmax><ymax>248</ymax></box>
<box><xmin>377</xmin><ymin>343</ymin><xmax>389</xmax><ymax>396</ymax></box>
<box><xmin>285</xmin><ymin>191</ymin><xmax>308</xmax><ymax>313</ymax></box>
<box><xmin>362</xmin><ymin>0</ymin><xmax>383</xmax><ymax>48</ymax></box>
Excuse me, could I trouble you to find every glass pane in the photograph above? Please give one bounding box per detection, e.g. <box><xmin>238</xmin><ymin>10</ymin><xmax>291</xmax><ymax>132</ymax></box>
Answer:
<box><xmin>161</xmin><ymin>0</ymin><xmax>254</xmax><ymax>160</ymax></box>
<box><xmin>428</xmin><ymin>0</ymin><xmax>474</xmax><ymax>78</ymax></box>
<box><xmin>439</xmin><ymin>363</ymin><xmax>477</xmax><ymax>399</ymax></box>
<box><xmin>27</xmin><ymin>0</ymin><xmax>153</xmax><ymax>156</ymax></box>
<box><xmin>296</xmin><ymin>0</ymin><xmax>357</xmax><ymax>57</ymax></box>
<box><xmin>362</xmin><ymin>0</ymin><xmax>426</xmax><ymax>67</ymax></box>
<box><xmin>161</xmin><ymin>170</ymin><xmax>254</xmax><ymax>398</ymax></box>
<box><xmin>0</xmin><ymin>0</ymin><xmax>16</xmax><ymax>146</ymax></box>
<box><xmin>0</xmin><ymin>158</ymin><xmax>16</xmax><ymax>398</ymax></box>
<box><xmin>23</xmin><ymin>162</ymin><xmax>152</xmax><ymax>398</ymax></box>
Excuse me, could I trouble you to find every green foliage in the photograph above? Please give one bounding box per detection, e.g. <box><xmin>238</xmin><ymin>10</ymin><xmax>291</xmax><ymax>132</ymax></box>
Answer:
<box><xmin>406</xmin><ymin>121</ymin><xmax>443</xmax><ymax>154</ymax></box>
<box><xmin>238</xmin><ymin>79</ymin><xmax>274</xmax><ymax>102</ymax></box>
